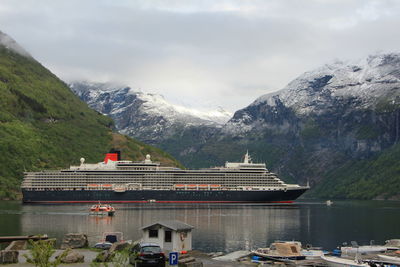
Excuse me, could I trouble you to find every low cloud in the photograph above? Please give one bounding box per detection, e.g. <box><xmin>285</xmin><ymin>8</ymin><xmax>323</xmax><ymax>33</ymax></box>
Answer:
<box><xmin>1</xmin><ymin>0</ymin><xmax>399</xmax><ymax>111</ymax></box>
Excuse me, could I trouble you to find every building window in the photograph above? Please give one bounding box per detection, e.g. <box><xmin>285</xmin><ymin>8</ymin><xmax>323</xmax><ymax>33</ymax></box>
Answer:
<box><xmin>165</xmin><ymin>230</ymin><xmax>172</xmax><ymax>242</ymax></box>
<box><xmin>149</xmin><ymin>229</ymin><xmax>158</xmax><ymax>238</ymax></box>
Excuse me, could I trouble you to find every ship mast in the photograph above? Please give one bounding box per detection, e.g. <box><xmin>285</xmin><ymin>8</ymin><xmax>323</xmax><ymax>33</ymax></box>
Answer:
<box><xmin>244</xmin><ymin>150</ymin><xmax>251</xmax><ymax>164</ymax></box>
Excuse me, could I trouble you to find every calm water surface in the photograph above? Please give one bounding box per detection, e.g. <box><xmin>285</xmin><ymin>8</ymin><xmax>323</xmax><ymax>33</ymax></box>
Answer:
<box><xmin>0</xmin><ymin>200</ymin><xmax>399</xmax><ymax>252</ymax></box>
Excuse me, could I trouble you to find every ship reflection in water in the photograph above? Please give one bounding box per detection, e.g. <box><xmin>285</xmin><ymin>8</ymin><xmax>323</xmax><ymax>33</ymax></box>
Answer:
<box><xmin>20</xmin><ymin>203</ymin><xmax>300</xmax><ymax>252</ymax></box>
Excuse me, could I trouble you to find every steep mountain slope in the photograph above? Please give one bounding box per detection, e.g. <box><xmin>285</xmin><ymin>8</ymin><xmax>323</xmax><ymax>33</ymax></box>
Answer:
<box><xmin>70</xmin><ymin>81</ymin><xmax>231</xmax><ymax>145</ymax></box>
<box><xmin>0</xmin><ymin>31</ymin><xmax>181</xmax><ymax>199</ymax></box>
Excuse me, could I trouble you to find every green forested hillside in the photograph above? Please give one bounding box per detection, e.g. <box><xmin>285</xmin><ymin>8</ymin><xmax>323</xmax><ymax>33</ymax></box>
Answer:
<box><xmin>0</xmin><ymin>46</ymin><xmax>181</xmax><ymax>199</ymax></box>
<box><xmin>310</xmin><ymin>143</ymin><xmax>400</xmax><ymax>200</ymax></box>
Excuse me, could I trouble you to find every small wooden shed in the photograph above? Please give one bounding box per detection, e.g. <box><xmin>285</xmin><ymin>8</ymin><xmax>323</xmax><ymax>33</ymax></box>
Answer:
<box><xmin>141</xmin><ymin>220</ymin><xmax>194</xmax><ymax>252</ymax></box>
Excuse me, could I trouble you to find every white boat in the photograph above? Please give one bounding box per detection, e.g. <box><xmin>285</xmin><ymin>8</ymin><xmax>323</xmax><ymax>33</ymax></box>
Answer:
<box><xmin>377</xmin><ymin>254</ymin><xmax>400</xmax><ymax>265</ymax></box>
<box><xmin>384</xmin><ymin>239</ymin><xmax>400</xmax><ymax>249</ymax></box>
<box><xmin>321</xmin><ymin>255</ymin><xmax>369</xmax><ymax>267</ymax></box>
<box><xmin>341</xmin><ymin>241</ymin><xmax>387</xmax><ymax>255</ymax></box>
<box><xmin>341</xmin><ymin>245</ymin><xmax>388</xmax><ymax>255</ymax></box>
<box><xmin>301</xmin><ymin>249</ymin><xmax>326</xmax><ymax>259</ymax></box>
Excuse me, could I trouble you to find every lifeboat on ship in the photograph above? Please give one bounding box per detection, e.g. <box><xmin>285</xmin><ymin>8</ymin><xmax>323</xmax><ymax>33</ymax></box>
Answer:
<box><xmin>90</xmin><ymin>203</ymin><xmax>115</xmax><ymax>216</ymax></box>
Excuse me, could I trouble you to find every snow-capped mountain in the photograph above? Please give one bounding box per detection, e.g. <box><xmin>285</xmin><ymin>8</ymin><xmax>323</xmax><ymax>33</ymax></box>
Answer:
<box><xmin>264</xmin><ymin>53</ymin><xmax>399</xmax><ymax>112</ymax></box>
<box><xmin>225</xmin><ymin>52</ymin><xmax>400</xmax><ymax>135</ymax></box>
<box><xmin>70</xmin><ymin>81</ymin><xmax>232</xmax><ymax>143</ymax></box>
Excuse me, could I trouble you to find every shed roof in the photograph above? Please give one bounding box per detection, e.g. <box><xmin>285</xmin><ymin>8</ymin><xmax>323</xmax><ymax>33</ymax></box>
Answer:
<box><xmin>141</xmin><ymin>220</ymin><xmax>194</xmax><ymax>231</ymax></box>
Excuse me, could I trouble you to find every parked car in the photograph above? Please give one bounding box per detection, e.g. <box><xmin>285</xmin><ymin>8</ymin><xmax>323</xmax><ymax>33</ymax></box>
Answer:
<box><xmin>129</xmin><ymin>242</ymin><xmax>166</xmax><ymax>267</ymax></box>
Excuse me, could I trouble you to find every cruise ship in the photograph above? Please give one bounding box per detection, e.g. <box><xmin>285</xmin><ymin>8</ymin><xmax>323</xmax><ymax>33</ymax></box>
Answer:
<box><xmin>21</xmin><ymin>151</ymin><xmax>309</xmax><ymax>203</ymax></box>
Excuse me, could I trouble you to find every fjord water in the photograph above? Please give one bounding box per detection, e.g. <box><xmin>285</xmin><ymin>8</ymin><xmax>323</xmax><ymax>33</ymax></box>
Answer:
<box><xmin>0</xmin><ymin>200</ymin><xmax>399</xmax><ymax>252</ymax></box>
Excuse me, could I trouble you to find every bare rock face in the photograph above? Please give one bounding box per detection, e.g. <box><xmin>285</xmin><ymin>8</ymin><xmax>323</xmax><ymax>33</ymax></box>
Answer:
<box><xmin>61</xmin><ymin>233</ymin><xmax>88</xmax><ymax>249</ymax></box>
<box><xmin>0</xmin><ymin>250</ymin><xmax>19</xmax><ymax>264</ymax></box>
<box><xmin>60</xmin><ymin>250</ymin><xmax>84</xmax><ymax>264</ymax></box>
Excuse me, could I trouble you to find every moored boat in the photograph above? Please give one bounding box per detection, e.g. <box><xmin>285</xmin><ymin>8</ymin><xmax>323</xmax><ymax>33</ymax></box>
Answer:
<box><xmin>377</xmin><ymin>254</ymin><xmax>400</xmax><ymax>265</ymax></box>
<box><xmin>384</xmin><ymin>239</ymin><xmax>400</xmax><ymax>250</ymax></box>
<box><xmin>252</xmin><ymin>241</ymin><xmax>306</xmax><ymax>261</ymax></box>
<box><xmin>321</xmin><ymin>255</ymin><xmax>369</xmax><ymax>267</ymax></box>
<box><xmin>301</xmin><ymin>248</ymin><xmax>327</xmax><ymax>259</ymax></box>
<box><xmin>341</xmin><ymin>241</ymin><xmax>387</xmax><ymax>255</ymax></box>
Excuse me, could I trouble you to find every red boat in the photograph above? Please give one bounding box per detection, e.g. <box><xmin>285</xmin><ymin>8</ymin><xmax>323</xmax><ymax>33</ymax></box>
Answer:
<box><xmin>89</xmin><ymin>203</ymin><xmax>115</xmax><ymax>216</ymax></box>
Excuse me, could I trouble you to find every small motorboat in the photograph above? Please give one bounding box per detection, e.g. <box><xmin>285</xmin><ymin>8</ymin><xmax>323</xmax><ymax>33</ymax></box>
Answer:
<box><xmin>341</xmin><ymin>241</ymin><xmax>387</xmax><ymax>255</ymax></box>
<box><xmin>252</xmin><ymin>241</ymin><xmax>306</xmax><ymax>261</ymax></box>
<box><xmin>321</xmin><ymin>255</ymin><xmax>369</xmax><ymax>267</ymax></box>
<box><xmin>384</xmin><ymin>239</ymin><xmax>400</xmax><ymax>250</ymax></box>
<box><xmin>90</xmin><ymin>203</ymin><xmax>115</xmax><ymax>216</ymax></box>
<box><xmin>301</xmin><ymin>248</ymin><xmax>327</xmax><ymax>259</ymax></box>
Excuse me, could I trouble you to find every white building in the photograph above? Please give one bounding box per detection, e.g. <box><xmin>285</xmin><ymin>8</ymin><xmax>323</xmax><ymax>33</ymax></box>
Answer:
<box><xmin>141</xmin><ymin>220</ymin><xmax>194</xmax><ymax>252</ymax></box>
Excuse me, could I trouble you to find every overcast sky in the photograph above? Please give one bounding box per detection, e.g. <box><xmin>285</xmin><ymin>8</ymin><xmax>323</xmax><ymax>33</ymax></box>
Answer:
<box><xmin>1</xmin><ymin>0</ymin><xmax>400</xmax><ymax>111</ymax></box>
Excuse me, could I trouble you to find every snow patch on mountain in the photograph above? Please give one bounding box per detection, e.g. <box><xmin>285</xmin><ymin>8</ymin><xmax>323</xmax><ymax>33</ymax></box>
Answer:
<box><xmin>70</xmin><ymin>81</ymin><xmax>232</xmax><ymax>131</ymax></box>
<box><xmin>131</xmin><ymin>91</ymin><xmax>232</xmax><ymax>125</ymax></box>
<box><xmin>253</xmin><ymin>52</ymin><xmax>400</xmax><ymax>115</ymax></box>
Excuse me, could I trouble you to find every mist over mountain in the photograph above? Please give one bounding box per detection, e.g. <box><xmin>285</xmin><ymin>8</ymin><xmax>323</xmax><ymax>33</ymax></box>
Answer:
<box><xmin>0</xmin><ymin>30</ymin><xmax>31</xmax><ymax>58</ymax></box>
